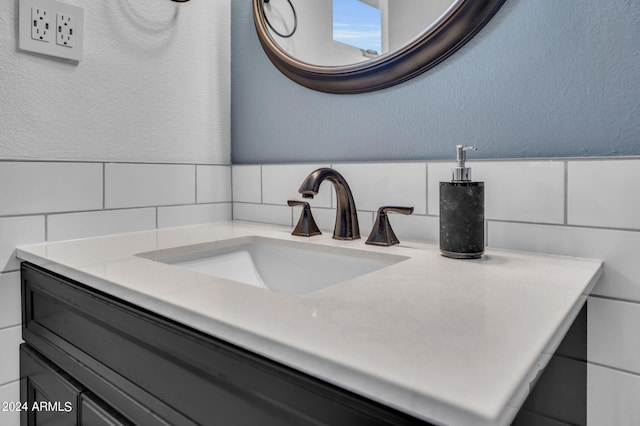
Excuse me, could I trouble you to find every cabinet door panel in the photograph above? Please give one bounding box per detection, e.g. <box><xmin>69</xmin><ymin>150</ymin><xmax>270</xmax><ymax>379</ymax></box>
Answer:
<box><xmin>20</xmin><ymin>345</ymin><xmax>80</xmax><ymax>426</ymax></box>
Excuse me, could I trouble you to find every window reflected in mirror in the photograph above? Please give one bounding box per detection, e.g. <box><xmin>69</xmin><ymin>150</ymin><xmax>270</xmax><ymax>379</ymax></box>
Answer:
<box><xmin>333</xmin><ymin>0</ymin><xmax>382</xmax><ymax>57</ymax></box>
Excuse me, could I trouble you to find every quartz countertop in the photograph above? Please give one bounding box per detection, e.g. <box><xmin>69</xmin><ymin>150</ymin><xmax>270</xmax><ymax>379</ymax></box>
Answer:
<box><xmin>16</xmin><ymin>221</ymin><xmax>603</xmax><ymax>426</ymax></box>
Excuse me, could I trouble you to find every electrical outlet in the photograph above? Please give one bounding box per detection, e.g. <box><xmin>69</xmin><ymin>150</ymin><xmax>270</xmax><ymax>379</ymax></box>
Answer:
<box><xmin>18</xmin><ymin>0</ymin><xmax>84</xmax><ymax>61</ymax></box>
<box><xmin>56</xmin><ymin>13</ymin><xmax>73</xmax><ymax>47</ymax></box>
<box><xmin>31</xmin><ymin>7</ymin><xmax>50</xmax><ymax>42</ymax></box>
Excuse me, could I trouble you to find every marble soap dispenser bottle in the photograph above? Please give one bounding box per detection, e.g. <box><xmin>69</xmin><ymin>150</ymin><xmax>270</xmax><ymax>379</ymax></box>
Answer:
<box><xmin>439</xmin><ymin>145</ymin><xmax>485</xmax><ymax>259</ymax></box>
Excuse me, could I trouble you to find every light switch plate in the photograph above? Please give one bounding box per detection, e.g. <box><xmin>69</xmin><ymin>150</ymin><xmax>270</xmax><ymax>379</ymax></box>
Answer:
<box><xmin>19</xmin><ymin>0</ymin><xmax>84</xmax><ymax>61</ymax></box>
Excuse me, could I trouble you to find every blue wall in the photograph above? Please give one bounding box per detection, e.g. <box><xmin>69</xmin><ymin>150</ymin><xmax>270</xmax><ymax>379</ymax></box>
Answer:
<box><xmin>231</xmin><ymin>0</ymin><xmax>640</xmax><ymax>164</ymax></box>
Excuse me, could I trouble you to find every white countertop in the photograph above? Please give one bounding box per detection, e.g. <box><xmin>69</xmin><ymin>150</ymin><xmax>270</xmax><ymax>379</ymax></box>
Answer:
<box><xmin>16</xmin><ymin>221</ymin><xmax>603</xmax><ymax>426</ymax></box>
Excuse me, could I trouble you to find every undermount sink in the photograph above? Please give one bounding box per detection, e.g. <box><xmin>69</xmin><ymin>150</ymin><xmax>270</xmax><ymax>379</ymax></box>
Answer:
<box><xmin>137</xmin><ymin>236</ymin><xmax>407</xmax><ymax>295</ymax></box>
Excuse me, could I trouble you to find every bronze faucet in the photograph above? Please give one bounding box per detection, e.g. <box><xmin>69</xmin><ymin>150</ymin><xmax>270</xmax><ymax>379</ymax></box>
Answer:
<box><xmin>298</xmin><ymin>168</ymin><xmax>360</xmax><ymax>240</ymax></box>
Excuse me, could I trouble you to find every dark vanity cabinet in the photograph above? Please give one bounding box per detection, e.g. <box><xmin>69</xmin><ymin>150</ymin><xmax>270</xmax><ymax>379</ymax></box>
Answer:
<box><xmin>21</xmin><ymin>345</ymin><xmax>129</xmax><ymax>426</ymax></box>
<box><xmin>20</xmin><ymin>262</ymin><xmax>429</xmax><ymax>426</ymax></box>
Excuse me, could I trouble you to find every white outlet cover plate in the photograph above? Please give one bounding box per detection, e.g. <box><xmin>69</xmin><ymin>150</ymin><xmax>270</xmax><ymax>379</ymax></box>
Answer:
<box><xmin>19</xmin><ymin>0</ymin><xmax>84</xmax><ymax>61</ymax></box>
<box><xmin>31</xmin><ymin>6</ymin><xmax>51</xmax><ymax>42</ymax></box>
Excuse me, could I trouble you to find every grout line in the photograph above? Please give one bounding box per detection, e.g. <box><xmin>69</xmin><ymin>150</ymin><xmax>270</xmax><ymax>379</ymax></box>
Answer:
<box><xmin>103</xmin><ymin>162</ymin><xmax>106</xmax><ymax>210</ymax></box>
<box><xmin>235</xmin><ymin>202</ymin><xmax>435</xmax><ymax>219</ymax></box>
<box><xmin>0</xmin><ymin>206</ymin><xmax>181</xmax><ymax>219</ymax></box>
<box><xmin>259</xmin><ymin>165</ymin><xmax>264</xmax><ymax>204</ymax></box>
<box><xmin>425</xmin><ymin>162</ymin><xmax>429</xmax><ymax>215</ymax></box>
<box><xmin>485</xmin><ymin>220</ymin><xmax>489</xmax><ymax>247</ymax></box>
<box><xmin>243</xmin><ymin>157</ymin><xmax>640</xmax><ymax>166</ymax></box>
<box><xmin>0</xmin><ymin>323</ymin><xmax>21</xmax><ymax>333</ymax></box>
<box><xmin>331</xmin><ymin>164</ymin><xmax>335</xmax><ymax>209</ymax></box>
<box><xmin>381</xmin><ymin>157</ymin><xmax>629</xmax><ymax>163</ymax></box>
<box><xmin>0</xmin><ymin>379</ymin><xmax>20</xmax><ymax>389</ymax></box>
<box><xmin>564</xmin><ymin>161</ymin><xmax>569</xmax><ymax>225</ymax></box>
<box><xmin>587</xmin><ymin>360</ymin><xmax>640</xmax><ymax>378</ymax></box>
<box><xmin>0</xmin><ymin>159</ymin><xmax>233</xmax><ymax>167</ymax></box>
<box><xmin>0</xmin><ymin>212</ymin><xmax>48</xmax><ymax>219</ymax></box>
<box><xmin>230</xmin><ymin>165</ymin><xmax>235</xmax><ymax>219</ymax></box>
<box><xmin>588</xmin><ymin>294</ymin><xmax>640</xmax><ymax>305</ymax></box>
<box><xmin>552</xmin><ymin>352</ymin><xmax>588</xmax><ymax>364</ymax></box>
<box><xmin>155</xmin><ymin>207</ymin><xmax>159</xmax><ymax>229</ymax></box>
<box><xmin>194</xmin><ymin>165</ymin><xmax>199</xmax><ymax>204</ymax></box>
<box><xmin>44</xmin><ymin>214</ymin><xmax>49</xmax><ymax>242</ymax></box>
<box><xmin>0</xmin><ymin>158</ymin><xmax>636</xmax><ymax>166</ymax></box>
<box><xmin>486</xmin><ymin>218</ymin><xmax>640</xmax><ymax>234</ymax></box>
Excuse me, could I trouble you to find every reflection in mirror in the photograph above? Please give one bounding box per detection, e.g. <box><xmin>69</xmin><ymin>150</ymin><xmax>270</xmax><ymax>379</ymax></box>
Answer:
<box><xmin>332</xmin><ymin>0</ymin><xmax>382</xmax><ymax>58</ymax></box>
<box><xmin>263</xmin><ymin>0</ymin><xmax>459</xmax><ymax>67</ymax></box>
<box><xmin>253</xmin><ymin>0</ymin><xmax>508</xmax><ymax>93</ymax></box>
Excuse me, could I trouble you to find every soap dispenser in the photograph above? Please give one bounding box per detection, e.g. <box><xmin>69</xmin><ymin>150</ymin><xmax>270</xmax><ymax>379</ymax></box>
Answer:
<box><xmin>439</xmin><ymin>145</ymin><xmax>484</xmax><ymax>259</ymax></box>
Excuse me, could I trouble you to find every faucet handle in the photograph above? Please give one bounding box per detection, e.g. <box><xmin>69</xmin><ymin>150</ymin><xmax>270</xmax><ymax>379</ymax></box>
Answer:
<box><xmin>366</xmin><ymin>206</ymin><xmax>414</xmax><ymax>246</ymax></box>
<box><xmin>288</xmin><ymin>200</ymin><xmax>322</xmax><ymax>237</ymax></box>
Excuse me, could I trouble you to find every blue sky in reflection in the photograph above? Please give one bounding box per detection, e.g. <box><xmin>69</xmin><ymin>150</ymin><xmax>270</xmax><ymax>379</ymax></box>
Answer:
<box><xmin>332</xmin><ymin>0</ymin><xmax>382</xmax><ymax>53</ymax></box>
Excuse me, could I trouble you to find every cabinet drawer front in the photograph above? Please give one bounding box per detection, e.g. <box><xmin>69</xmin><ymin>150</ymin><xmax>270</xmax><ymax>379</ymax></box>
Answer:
<box><xmin>80</xmin><ymin>393</ymin><xmax>132</xmax><ymax>426</ymax></box>
<box><xmin>22</xmin><ymin>262</ymin><xmax>429</xmax><ymax>426</ymax></box>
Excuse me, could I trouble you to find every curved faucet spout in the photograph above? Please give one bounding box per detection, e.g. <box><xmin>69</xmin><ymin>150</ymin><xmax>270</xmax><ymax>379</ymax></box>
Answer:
<box><xmin>298</xmin><ymin>168</ymin><xmax>360</xmax><ymax>240</ymax></box>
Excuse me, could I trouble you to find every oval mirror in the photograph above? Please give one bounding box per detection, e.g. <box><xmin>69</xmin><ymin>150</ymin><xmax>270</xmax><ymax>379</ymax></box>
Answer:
<box><xmin>253</xmin><ymin>0</ymin><xmax>507</xmax><ymax>94</ymax></box>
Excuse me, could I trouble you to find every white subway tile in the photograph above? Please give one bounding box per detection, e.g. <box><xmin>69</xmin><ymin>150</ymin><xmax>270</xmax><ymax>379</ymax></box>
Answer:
<box><xmin>294</xmin><ymin>207</ymin><xmax>373</xmax><ymax>238</ymax></box>
<box><xmin>588</xmin><ymin>297</ymin><xmax>640</xmax><ymax>375</ymax></box>
<box><xmin>158</xmin><ymin>203</ymin><xmax>232</xmax><ymax>228</ymax></box>
<box><xmin>428</xmin><ymin>161</ymin><xmax>565</xmax><ymax>224</ymax></box>
<box><xmin>47</xmin><ymin>208</ymin><xmax>156</xmax><ymax>242</ymax></box>
<box><xmin>428</xmin><ymin>163</ymin><xmax>452</xmax><ymax>216</ymax></box>
<box><xmin>386</xmin><ymin>214</ymin><xmax>439</xmax><ymax>244</ymax></box>
<box><xmin>568</xmin><ymin>160</ymin><xmax>640</xmax><ymax>229</ymax></box>
<box><xmin>488</xmin><ymin>221</ymin><xmax>640</xmax><ymax>302</ymax></box>
<box><xmin>233</xmin><ymin>203</ymin><xmax>292</xmax><ymax>226</ymax></box>
<box><xmin>0</xmin><ymin>162</ymin><xmax>102</xmax><ymax>216</ymax></box>
<box><xmin>0</xmin><ymin>273</ymin><xmax>20</xmax><ymax>330</ymax></box>
<box><xmin>262</xmin><ymin>164</ymin><xmax>332</xmax><ymax>207</ymax></box>
<box><xmin>0</xmin><ymin>381</ymin><xmax>20</xmax><ymax>426</ymax></box>
<box><xmin>197</xmin><ymin>165</ymin><xmax>231</xmax><ymax>203</ymax></box>
<box><xmin>0</xmin><ymin>216</ymin><xmax>45</xmax><ymax>272</ymax></box>
<box><xmin>336</xmin><ymin>163</ymin><xmax>427</xmax><ymax>215</ymax></box>
<box><xmin>0</xmin><ymin>326</ymin><xmax>21</xmax><ymax>386</ymax></box>
<box><xmin>292</xmin><ymin>206</ymin><xmax>334</xmax><ymax>233</ymax></box>
<box><xmin>232</xmin><ymin>166</ymin><xmax>261</xmax><ymax>203</ymax></box>
<box><xmin>588</xmin><ymin>363</ymin><xmax>640</xmax><ymax>426</ymax></box>
<box><xmin>357</xmin><ymin>210</ymin><xmax>374</xmax><ymax>239</ymax></box>
<box><xmin>105</xmin><ymin>164</ymin><xmax>195</xmax><ymax>209</ymax></box>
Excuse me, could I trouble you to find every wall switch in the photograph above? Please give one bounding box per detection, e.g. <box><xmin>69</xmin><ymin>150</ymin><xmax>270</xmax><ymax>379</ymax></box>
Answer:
<box><xmin>31</xmin><ymin>7</ymin><xmax>51</xmax><ymax>42</ymax></box>
<box><xmin>19</xmin><ymin>0</ymin><xmax>84</xmax><ymax>61</ymax></box>
<box><xmin>56</xmin><ymin>13</ymin><xmax>73</xmax><ymax>47</ymax></box>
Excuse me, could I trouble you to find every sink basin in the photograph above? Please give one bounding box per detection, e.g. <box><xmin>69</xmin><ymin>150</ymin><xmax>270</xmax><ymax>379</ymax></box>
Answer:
<box><xmin>137</xmin><ymin>236</ymin><xmax>407</xmax><ymax>295</ymax></box>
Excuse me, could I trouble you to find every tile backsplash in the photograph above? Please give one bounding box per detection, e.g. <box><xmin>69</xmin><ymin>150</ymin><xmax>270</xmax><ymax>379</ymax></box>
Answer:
<box><xmin>105</xmin><ymin>163</ymin><xmax>197</xmax><ymax>209</ymax></box>
<box><xmin>232</xmin><ymin>157</ymin><xmax>640</xmax><ymax>425</ymax></box>
<box><xmin>428</xmin><ymin>161</ymin><xmax>566</xmax><ymax>223</ymax></box>
<box><xmin>0</xmin><ymin>162</ymin><xmax>102</xmax><ymax>216</ymax></box>
<box><xmin>0</xmin><ymin>160</ymin><xmax>231</xmax><ymax>422</ymax></box>
<box><xmin>568</xmin><ymin>160</ymin><xmax>640</xmax><ymax>229</ymax></box>
<box><xmin>2</xmin><ymin>157</ymin><xmax>639</xmax><ymax>425</ymax></box>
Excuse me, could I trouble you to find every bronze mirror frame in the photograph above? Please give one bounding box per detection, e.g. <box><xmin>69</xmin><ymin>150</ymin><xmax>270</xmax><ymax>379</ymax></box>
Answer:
<box><xmin>253</xmin><ymin>0</ymin><xmax>507</xmax><ymax>94</ymax></box>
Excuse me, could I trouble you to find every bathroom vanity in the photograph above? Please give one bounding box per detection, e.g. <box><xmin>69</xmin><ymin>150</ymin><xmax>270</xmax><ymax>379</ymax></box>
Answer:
<box><xmin>16</xmin><ymin>221</ymin><xmax>602</xmax><ymax>426</ymax></box>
